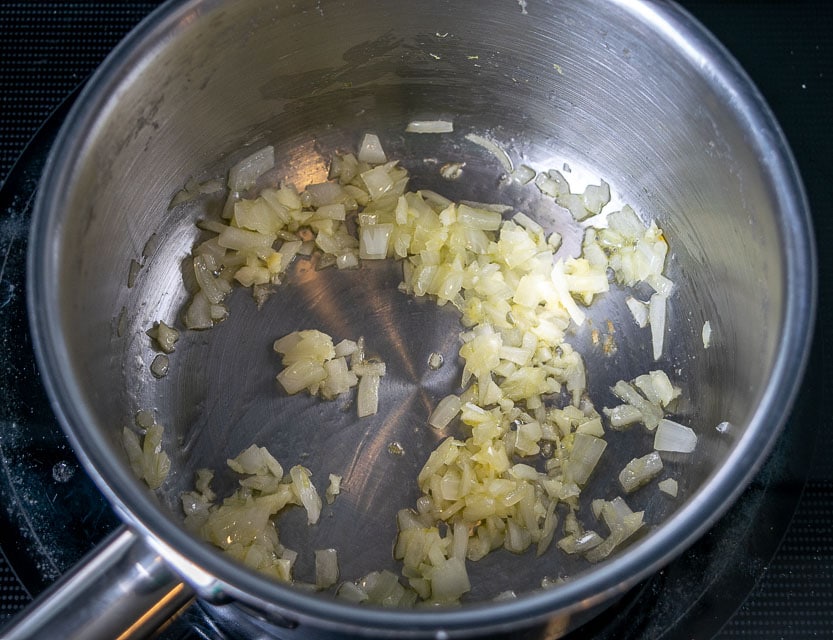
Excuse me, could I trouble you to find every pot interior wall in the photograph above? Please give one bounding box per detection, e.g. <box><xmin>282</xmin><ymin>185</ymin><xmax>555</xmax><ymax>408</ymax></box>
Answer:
<box><xmin>51</xmin><ymin>0</ymin><xmax>786</xmax><ymax>612</ymax></box>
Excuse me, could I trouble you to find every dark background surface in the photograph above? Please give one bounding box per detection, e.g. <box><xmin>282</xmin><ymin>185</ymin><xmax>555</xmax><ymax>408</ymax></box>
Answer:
<box><xmin>0</xmin><ymin>1</ymin><xmax>831</xmax><ymax>638</ymax></box>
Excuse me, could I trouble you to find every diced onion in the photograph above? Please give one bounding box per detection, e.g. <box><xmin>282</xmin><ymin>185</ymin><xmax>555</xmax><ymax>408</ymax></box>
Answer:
<box><xmin>603</xmin><ymin>404</ymin><xmax>643</xmax><ymax>429</ymax></box>
<box><xmin>315</xmin><ymin>549</ymin><xmax>339</xmax><ymax>588</ymax></box>
<box><xmin>618</xmin><ymin>452</ymin><xmax>663</xmax><ymax>493</ymax></box>
<box><xmin>358</xmin><ymin>133</ymin><xmax>387</xmax><ymax>164</ymax></box>
<box><xmin>582</xmin><ymin>180</ymin><xmax>611</xmax><ymax>216</ymax></box>
<box><xmin>654</xmin><ymin>419</ymin><xmax>697</xmax><ymax>453</ymax></box>
<box><xmin>306</xmin><ymin>182</ymin><xmax>347</xmax><ymax>207</ymax></box>
<box><xmin>557</xmin><ymin>530</ymin><xmax>603</xmax><ymax>555</ymax></box>
<box><xmin>183</xmin><ymin>291</ymin><xmax>215</xmax><ymax>330</ymax></box>
<box><xmin>633</xmin><ymin>374</ymin><xmax>662</xmax><ymax>406</ymax></box>
<box><xmin>611</xmin><ymin>380</ymin><xmax>663</xmax><ymax>430</ymax></box>
<box><xmin>535</xmin><ymin>170</ymin><xmax>567</xmax><ymax>198</ymax></box>
<box><xmin>228</xmin><ymin>146</ymin><xmax>275</xmax><ymax>192</ymax></box>
<box><xmin>290</xmin><ymin>465</ymin><xmax>322</xmax><ymax>525</ymax></box>
<box><xmin>325</xmin><ymin>474</ymin><xmax>342</xmax><ymax>504</ymax></box>
<box><xmin>148</xmin><ymin>321</ymin><xmax>180</xmax><ymax>354</ymax></box>
<box><xmin>511</xmin><ymin>165</ymin><xmax>536</xmax><ymax>185</ymax></box>
<box><xmin>702</xmin><ymin>320</ymin><xmax>712</xmax><ymax>348</ymax></box>
<box><xmin>649</xmin><ymin>293</ymin><xmax>667</xmax><ymax>360</ymax></box>
<box><xmin>360</xmin><ymin>165</ymin><xmax>395</xmax><ymax>200</ymax></box>
<box><xmin>122</xmin><ymin>422</ymin><xmax>170</xmax><ymax>490</ymax></box>
<box><xmin>274</xmin><ymin>330</ymin><xmax>383</xmax><ymax>418</ymax></box>
<box><xmin>406</xmin><ymin>120</ymin><xmax>454</xmax><ymax>134</ymax></box>
<box><xmin>217</xmin><ymin>225</ymin><xmax>275</xmax><ymax>252</ymax></box>
<box><xmin>429</xmin><ymin>557</ymin><xmax>471</xmax><ymax>603</ymax></box>
<box><xmin>314</xmin><ymin>203</ymin><xmax>347</xmax><ymax>220</ymax></box>
<box><xmin>647</xmin><ymin>273</ymin><xmax>675</xmax><ymax>297</ymax></box>
<box><xmin>334</xmin><ymin>339</ymin><xmax>358</xmax><ymax>357</ymax></box>
<box><xmin>360</xmin><ymin>570</ymin><xmax>417</xmax><ymax>607</ymax></box>
<box><xmin>457</xmin><ymin>204</ymin><xmax>502</xmax><ymax>230</ymax></box>
<box><xmin>359</xmin><ymin>224</ymin><xmax>394</xmax><ymax>259</ymax></box>
<box><xmin>277</xmin><ymin>359</ymin><xmax>327</xmax><ymax>395</ymax></box>
<box><xmin>428</xmin><ymin>395</ymin><xmax>462</xmax><ymax>429</ymax></box>
<box><xmin>353</xmin><ymin>361</ymin><xmax>386</xmax><ymax>377</ymax></box>
<box><xmin>584</xmin><ymin>497</ymin><xmax>644</xmax><ymax>562</ymax></box>
<box><xmin>565</xmin><ymin>434</ymin><xmax>607</xmax><ymax>485</ymax></box>
<box><xmin>576</xmin><ymin>417</ymin><xmax>605</xmax><ymax>437</ymax></box>
<box><xmin>357</xmin><ymin>373</ymin><xmax>381</xmax><ymax>418</ymax></box>
<box><xmin>648</xmin><ymin>370</ymin><xmax>679</xmax><ymax>407</ymax></box>
<box><xmin>626</xmin><ymin>296</ymin><xmax>649</xmax><ymax>328</ymax></box>
<box><xmin>228</xmin><ymin>444</ymin><xmax>284</xmax><ymax>478</ymax></box>
<box><xmin>658</xmin><ymin>478</ymin><xmax>679</xmax><ymax>497</ymax></box>
<box><xmin>337</xmin><ymin>581</ymin><xmax>369</xmax><ymax>603</ymax></box>
<box><xmin>551</xmin><ymin>260</ymin><xmax>586</xmax><ymax>326</ymax></box>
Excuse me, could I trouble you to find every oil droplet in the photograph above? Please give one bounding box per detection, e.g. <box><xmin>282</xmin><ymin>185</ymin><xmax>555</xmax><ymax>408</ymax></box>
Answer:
<box><xmin>150</xmin><ymin>354</ymin><xmax>169</xmax><ymax>378</ymax></box>
<box><xmin>52</xmin><ymin>460</ymin><xmax>75</xmax><ymax>483</ymax></box>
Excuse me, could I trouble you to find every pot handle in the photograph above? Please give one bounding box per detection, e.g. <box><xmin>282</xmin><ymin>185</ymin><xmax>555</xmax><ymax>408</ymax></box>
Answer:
<box><xmin>2</xmin><ymin>525</ymin><xmax>195</xmax><ymax>640</ymax></box>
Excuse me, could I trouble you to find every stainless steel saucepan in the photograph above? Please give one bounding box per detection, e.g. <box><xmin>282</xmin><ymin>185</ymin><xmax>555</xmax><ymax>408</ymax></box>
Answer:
<box><xmin>8</xmin><ymin>0</ymin><xmax>815</xmax><ymax>637</ymax></box>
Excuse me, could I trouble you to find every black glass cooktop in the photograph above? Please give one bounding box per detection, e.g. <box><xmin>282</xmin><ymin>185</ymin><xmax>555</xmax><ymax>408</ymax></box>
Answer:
<box><xmin>1</xmin><ymin>2</ymin><xmax>831</xmax><ymax>638</ymax></box>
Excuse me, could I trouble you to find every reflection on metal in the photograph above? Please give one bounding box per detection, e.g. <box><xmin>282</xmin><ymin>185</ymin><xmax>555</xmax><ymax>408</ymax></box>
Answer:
<box><xmin>3</xmin><ymin>527</ymin><xmax>193</xmax><ymax>640</ymax></box>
